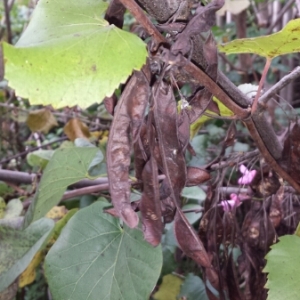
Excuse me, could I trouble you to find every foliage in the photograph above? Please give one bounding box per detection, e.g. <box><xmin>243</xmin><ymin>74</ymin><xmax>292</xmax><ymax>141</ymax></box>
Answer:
<box><xmin>45</xmin><ymin>201</ymin><xmax>162</xmax><ymax>300</ymax></box>
<box><xmin>264</xmin><ymin>235</ymin><xmax>300</xmax><ymax>300</ymax></box>
<box><xmin>219</xmin><ymin>19</ymin><xmax>300</xmax><ymax>59</ymax></box>
<box><xmin>3</xmin><ymin>0</ymin><xmax>147</xmax><ymax>108</ymax></box>
<box><xmin>1</xmin><ymin>0</ymin><xmax>300</xmax><ymax>300</ymax></box>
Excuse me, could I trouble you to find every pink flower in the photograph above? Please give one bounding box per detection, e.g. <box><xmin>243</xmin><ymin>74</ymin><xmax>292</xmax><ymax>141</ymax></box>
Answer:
<box><xmin>238</xmin><ymin>164</ymin><xmax>257</xmax><ymax>185</ymax></box>
<box><xmin>220</xmin><ymin>193</ymin><xmax>241</xmax><ymax>212</ymax></box>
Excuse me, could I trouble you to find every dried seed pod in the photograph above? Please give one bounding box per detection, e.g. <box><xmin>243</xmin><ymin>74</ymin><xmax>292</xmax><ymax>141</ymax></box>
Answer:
<box><xmin>107</xmin><ymin>74</ymin><xmax>142</xmax><ymax>228</ymax></box>
<box><xmin>140</xmin><ymin>159</ymin><xmax>163</xmax><ymax>246</ymax></box>
<box><xmin>186</xmin><ymin>167</ymin><xmax>210</xmax><ymax>186</ymax></box>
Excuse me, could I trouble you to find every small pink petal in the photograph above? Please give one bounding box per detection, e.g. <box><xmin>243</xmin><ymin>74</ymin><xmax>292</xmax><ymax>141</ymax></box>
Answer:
<box><xmin>220</xmin><ymin>200</ymin><xmax>235</xmax><ymax>212</ymax></box>
<box><xmin>220</xmin><ymin>194</ymin><xmax>242</xmax><ymax>212</ymax></box>
<box><xmin>230</xmin><ymin>193</ymin><xmax>241</xmax><ymax>205</ymax></box>
<box><xmin>238</xmin><ymin>169</ymin><xmax>257</xmax><ymax>185</ymax></box>
<box><xmin>239</xmin><ymin>164</ymin><xmax>247</xmax><ymax>174</ymax></box>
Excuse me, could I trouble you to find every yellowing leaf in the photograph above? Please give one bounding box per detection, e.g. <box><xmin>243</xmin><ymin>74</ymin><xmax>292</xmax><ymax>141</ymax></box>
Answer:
<box><xmin>18</xmin><ymin>251</ymin><xmax>43</xmax><ymax>288</ymax></box>
<box><xmin>190</xmin><ymin>98</ymin><xmax>234</xmax><ymax>138</ymax></box>
<box><xmin>219</xmin><ymin>18</ymin><xmax>300</xmax><ymax>58</ymax></box>
<box><xmin>217</xmin><ymin>0</ymin><xmax>250</xmax><ymax>16</ymax></box>
<box><xmin>153</xmin><ymin>274</ymin><xmax>183</xmax><ymax>300</ymax></box>
<box><xmin>63</xmin><ymin>118</ymin><xmax>90</xmax><ymax>141</ymax></box>
<box><xmin>45</xmin><ymin>206</ymin><xmax>67</xmax><ymax>220</ymax></box>
<box><xmin>26</xmin><ymin>109</ymin><xmax>58</xmax><ymax>134</ymax></box>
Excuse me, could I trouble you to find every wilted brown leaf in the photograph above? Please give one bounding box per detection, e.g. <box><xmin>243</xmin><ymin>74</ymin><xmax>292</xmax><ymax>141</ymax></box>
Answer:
<box><xmin>63</xmin><ymin>118</ymin><xmax>90</xmax><ymax>141</ymax></box>
<box><xmin>26</xmin><ymin>108</ymin><xmax>58</xmax><ymax>134</ymax></box>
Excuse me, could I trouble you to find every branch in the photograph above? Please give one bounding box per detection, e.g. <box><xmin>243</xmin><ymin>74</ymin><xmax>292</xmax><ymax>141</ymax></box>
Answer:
<box><xmin>259</xmin><ymin>66</ymin><xmax>300</xmax><ymax>106</ymax></box>
<box><xmin>0</xmin><ymin>169</ymin><xmax>36</xmax><ymax>185</ymax></box>
<box><xmin>267</xmin><ymin>0</ymin><xmax>295</xmax><ymax>34</ymax></box>
<box><xmin>118</xmin><ymin>0</ymin><xmax>168</xmax><ymax>47</ymax></box>
<box><xmin>0</xmin><ymin>137</ymin><xmax>67</xmax><ymax>165</ymax></box>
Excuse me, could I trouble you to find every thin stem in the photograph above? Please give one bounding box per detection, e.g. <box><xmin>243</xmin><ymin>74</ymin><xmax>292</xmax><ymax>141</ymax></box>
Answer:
<box><xmin>0</xmin><ymin>137</ymin><xmax>67</xmax><ymax>165</ymax></box>
<box><xmin>251</xmin><ymin>57</ymin><xmax>272</xmax><ymax>114</ymax></box>
<box><xmin>267</xmin><ymin>0</ymin><xmax>295</xmax><ymax>34</ymax></box>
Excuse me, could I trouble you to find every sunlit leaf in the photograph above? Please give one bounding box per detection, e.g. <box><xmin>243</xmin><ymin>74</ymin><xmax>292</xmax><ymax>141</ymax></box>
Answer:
<box><xmin>18</xmin><ymin>251</ymin><xmax>43</xmax><ymax>288</ymax></box>
<box><xmin>45</xmin><ymin>201</ymin><xmax>162</xmax><ymax>300</ymax></box>
<box><xmin>23</xmin><ymin>147</ymin><xmax>99</xmax><ymax>228</ymax></box>
<box><xmin>219</xmin><ymin>19</ymin><xmax>300</xmax><ymax>58</ymax></box>
<box><xmin>0</xmin><ymin>218</ymin><xmax>54</xmax><ymax>292</ymax></box>
<box><xmin>3</xmin><ymin>0</ymin><xmax>147</xmax><ymax>108</ymax></box>
<box><xmin>264</xmin><ymin>235</ymin><xmax>300</xmax><ymax>300</ymax></box>
<box><xmin>45</xmin><ymin>206</ymin><xmax>67</xmax><ymax>220</ymax></box>
<box><xmin>153</xmin><ymin>274</ymin><xmax>183</xmax><ymax>300</ymax></box>
<box><xmin>190</xmin><ymin>97</ymin><xmax>233</xmax><ymax>138</ymax></box>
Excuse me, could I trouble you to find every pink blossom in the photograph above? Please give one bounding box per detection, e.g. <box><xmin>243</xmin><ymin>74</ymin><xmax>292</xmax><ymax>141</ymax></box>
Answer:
<box><xmin>220</xmin><ymin>193</ymin><xmax>241</xmax><ymax>212</ymax></box>
<box><xmin>238</xmin><ymin>164</ymin><xmax>257</xmax><ymax>185</ymax></box>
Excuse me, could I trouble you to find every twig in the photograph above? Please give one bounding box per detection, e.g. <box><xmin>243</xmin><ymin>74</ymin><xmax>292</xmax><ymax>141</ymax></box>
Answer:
<box><xmin>0</xmin><ymin>137</ymin><xmax>67</xmax><ymax>165</ymax></box>
<box><xmin>118</xmin><ymin>0</ymin><xmax>168</xmax><ymax>48</ymax></box>
<box><xmin>61</xmin><ymin>183</ymin><xmax>110</xmax><ymax>201</ymax></box>
<box><xmin>0</xmin><ymin>168</ymin><xmax>166</xmax><ymax>187</ymax></box>
<box><xmin>259</xmin><ymin>66</ymin><xmax>300</xmax><ymax>106</ymax></box>
<box><xmin>267</xmin><ymin>0</ymin><xmax>295</xmax><ymax>34</ymax></box>
<box><xmin>251</xmin><ymin>57</ymin><xmax>272</xmax><ymax>114</ymax></box>
<box><xmin>210</xmin><ymin>150</ymin><xmax>260</xmax><ymax>171</ymax></box>
<box><xmin>119</xmin><ymin>0</ymin><xmax>299</xmax><ymax>192</ymax></box>
<box><xmin>0</xmin><ymin>169</ymin><xmax>36</xmax><ymax>184</ymax></box>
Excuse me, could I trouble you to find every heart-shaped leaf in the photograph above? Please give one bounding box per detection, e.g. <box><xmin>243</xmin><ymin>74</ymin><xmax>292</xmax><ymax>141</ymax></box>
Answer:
<box><xmin>45</xmin><ymin>201</ymin><xmax>162</xmax><ymax>300</ymax></box>
<box><xmin>3</xmin><ymin>0</ymin><xmax>147</xmax><ymax>108</ymax></box>
<box><xmin>219</xmin><ymin>19</ymin><xmax>300</xmax><ymax>58</ymax></box>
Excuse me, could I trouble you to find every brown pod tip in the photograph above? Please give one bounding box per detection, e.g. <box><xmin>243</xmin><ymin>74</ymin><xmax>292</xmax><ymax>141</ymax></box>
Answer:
<box><xmin>121</xmin><ymin>207</ymin><xmax>139</xmax><ymax>228</ymax></box>
<box><xmin>186</xmin><ymin>167</ymin><xmax>210</xmax><ymax>186</ymax></box>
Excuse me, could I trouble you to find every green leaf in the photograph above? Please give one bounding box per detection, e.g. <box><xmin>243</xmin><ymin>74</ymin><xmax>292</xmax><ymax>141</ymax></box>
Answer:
<box><xmin>23</xmin><ymin>147</ymin><xmax>99</xmax><ymax>228</ymax></box>
<box><xmin>264</xmin><ymin>235</ymin><xmax>300</xmax><ymax>300</ymax></box>
<box><xmin>178</xmin><ymin>273</ymin><xmax>209</xmax><ymax>300</ymax></box>
<box><xmin>161</xmin><ymin>223</ymin><xmax>177</xmax><ymax>276</ymax></box>
<box><xmin>45</xmin><ymin>201</ymin><xmax>162</xmax><ymax>300</ymax></box>
<box><xmin>3</xmin><ymin>199</ymin><xmax>23</xmax><ymax>219</ymax></box>
<box><xmin>0</xmin><ymin>197</ymin><xmax>6</xmax><ymax>219</ymax></box>
<box><xmin>182</xmin><ymin>203</ymin><xmax>203</xmax><ymax>224</ymax></box>
<box><xmin>27</xmin><ymin>150</ymin><xmax>54</xmax><ymax>169</ymax></box>
<box><xmin>0</xmin><ymin>218</ymin><xmax>54</xmax><ymax>292</ymax></box>
<box><xmin>182</xmin><ymin>186</ymin><xmax>206</xmax><ymax>202</ymax></box>
<box><xmin>0</xmin><ymin>182</ymin><xmax>13</xmax><ymax>198</ymax></box>
<box><xmin>3</xmin><ymin>0</ymin><xmax>147</xmax><ymax>108</ymax></box>
<box><xmin>219</xmin><ymin>19</ymin><xmax>300</xmax><ymax>58</ymax></box>
<box><xmin>74</xmin><ymin>138</ymin><xmax>104</xmax><ymax>177</ymax></box>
